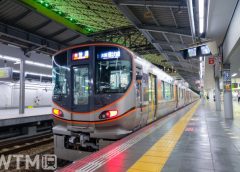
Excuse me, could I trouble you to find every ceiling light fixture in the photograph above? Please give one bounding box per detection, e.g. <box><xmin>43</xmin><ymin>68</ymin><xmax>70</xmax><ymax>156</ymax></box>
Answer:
<box><xmin>232</xmin><ymin>73</ymin><xmax>237</xmax><ymax>77</ymax></box>
<box><xmin>0</xmin><ymin>55</ymin><xmax>20</xmax><ymax>62</ymax></box>
<box><xmin>13</xmin><ymin>70</ymin><xmax>52</xmax><ymax>78</ymax></box>
<box><xmin>0</xmin><ymin>54</ymin><xmax>52</xmax><ymax>69</ymax></box>
<box><xmin>199</xmin><ymin>0</ymin><xmax>205</xmax><ymax>34</ymax></box>
<box><xmin>25</xmin><ymin>60</ymin><xmax>52</xmax><ymax>69</ymax></box>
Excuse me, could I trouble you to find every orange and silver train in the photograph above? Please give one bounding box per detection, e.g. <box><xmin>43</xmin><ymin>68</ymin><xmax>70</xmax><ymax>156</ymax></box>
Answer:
<box><xmin>52</xmin><ymin>42</ymin><xmax>199</xmax><ymax>160</ymax></box>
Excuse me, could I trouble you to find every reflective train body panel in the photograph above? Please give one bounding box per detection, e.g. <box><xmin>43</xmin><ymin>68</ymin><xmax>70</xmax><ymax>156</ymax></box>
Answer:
<box><xmin>52</xmin><ymin>43</ymin><xmax>199</xmax><ymax>161</ymax></box>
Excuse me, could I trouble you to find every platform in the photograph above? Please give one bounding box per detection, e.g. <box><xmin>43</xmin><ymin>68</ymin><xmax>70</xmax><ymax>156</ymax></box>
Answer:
<box><xmin>0</xmin><ymin>107</ymin><xmax>52</xmax><ymax>127</ymax></box>
<box><xmin>60</xmin><ymin>101</ymin><xmax>240</xmax><ymax>172</ymax></box>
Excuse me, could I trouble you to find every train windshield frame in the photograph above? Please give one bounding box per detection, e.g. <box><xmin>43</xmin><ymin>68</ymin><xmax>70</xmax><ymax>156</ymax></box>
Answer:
<box><xmin>52</xmin><ymin>52</ymin><xmax>70</xmax><ymax>96</ymax></box>
<box><xmin>95</xmin><ymin>46</ymin><xmax>132</xmax><ymax>94</ymax></box>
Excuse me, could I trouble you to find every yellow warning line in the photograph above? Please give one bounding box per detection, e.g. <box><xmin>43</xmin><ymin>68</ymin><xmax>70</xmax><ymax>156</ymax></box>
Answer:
<box><xmin>127</xmin><ymin>101</ymin><xmax>200</xmax><ymax>172</ymax></box>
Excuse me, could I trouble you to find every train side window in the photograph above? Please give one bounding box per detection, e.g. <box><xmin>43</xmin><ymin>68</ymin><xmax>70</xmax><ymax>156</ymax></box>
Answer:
<box><xmin>53</xmin><ymin>52</ymin><xmax>69</xmax><ymax>96</ymax></box>
<box><xmin>162</xmin><ymin>81</ymin><xmax>165</xmax><ymax>99</ymax></box>
<box><xmin>164</xmin><ymin>82</ymin><xmax>171</xmax><ymax>100</ymax></box>
<box><xmin>157</xmin><ymin>80</ymin><xmax>163</xmax><ymax>100</ymax></box>
<box><xmin>178</xmin><ymin>87</ymin><xmax>180</xmax><ymax>98</ymax></box>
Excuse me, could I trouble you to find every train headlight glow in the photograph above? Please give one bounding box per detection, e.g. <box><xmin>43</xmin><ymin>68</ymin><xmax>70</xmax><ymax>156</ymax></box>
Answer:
<box><xmin>106</xmin><ymin>110</ymin><xmax>118</xmax><ymax>118</ymax></box>
<box><xmin>52</xmin><ymin>108</ymin><xmax>63</xmax><ymax>117</ymax></box>
<box><xmin>99</xmin><ymin>110</ymin><xmax>118</xmax><ymax>119</ymax></box>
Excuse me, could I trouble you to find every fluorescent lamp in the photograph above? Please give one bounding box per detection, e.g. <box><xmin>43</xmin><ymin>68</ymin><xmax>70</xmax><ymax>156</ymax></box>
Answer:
<box><xmin>0</xmin><ymin>55</ymin><xmax>20</xmax><ymax>62</ymax></box>
<box><xmin>199</xmin><ymin>0</ymin><xmax>205</xmax><ymax>34</ymax></box>
<box><xmin>187</xmin><ymin>0</ymin><xmax>196</xmax><ymax>38</ymax></box>
<box><xmin>25</xmin><ymin>60</ymin><xmax>52</xmax><ymax>69</ymax></box>
<box><xmin>26</xmin><ymin>72</ymin><xmax>52</xmax><ymax>78</ymax></box>
<box><xmin>0</xmin><ymin>54</ymin><xmax>52</xmax><ymax>69</ymax></box>
<box><xmin>13</xmin><ymin>70</ymin><xmax>52</xmax><ymax>78</ymax></box>
<box><xmin>232</xmin><ymin>73</ymin><xmax>237</xmax><ymax>77</ymax></box>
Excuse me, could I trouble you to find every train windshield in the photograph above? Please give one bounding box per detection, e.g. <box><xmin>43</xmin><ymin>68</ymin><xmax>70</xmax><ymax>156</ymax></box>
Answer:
<box><xmin>52</xmin><ymin>52</ymin><xmax>70</xmax><ymax>96</ymax></box>
<box><xmin>95</xmin><ymin>46</ymin><xmax>132</xmax><ymax>93</ymax></box>
<box><xmin>73</xmin><ymin>66</ymin><xmax>89</xmax><ymax>105</ymax></box>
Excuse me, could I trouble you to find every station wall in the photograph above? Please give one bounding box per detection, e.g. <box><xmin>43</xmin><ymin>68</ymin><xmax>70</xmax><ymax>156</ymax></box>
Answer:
<box><xmin>0</xmin><ymin>81</ymin><xmax>52</xmax><ymax>109</ymax></box>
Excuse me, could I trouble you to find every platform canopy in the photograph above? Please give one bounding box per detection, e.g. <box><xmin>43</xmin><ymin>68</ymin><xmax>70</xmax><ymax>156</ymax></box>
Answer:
<box><xmin>0</xmin><ymin>0</ymin><xmax>203</xmax><ymax>90</ymax></box>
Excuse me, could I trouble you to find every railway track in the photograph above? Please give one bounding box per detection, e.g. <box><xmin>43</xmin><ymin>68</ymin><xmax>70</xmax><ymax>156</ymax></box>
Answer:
<box><xmin>1</xmin><ymin>143</ymin><xmax>54</xmax><ymax>172</ymax></box>
<box><xmin>0</xmin><ymin>132</ymin><xmax>115</xmax><ymax>171</ymax></box>
<box><xmin>0</xmin><ymin>133</ymin><xmax>53</xmax><ymax>155</ymax></box>
<box><xmin>0</xmin><ymin>133</ymin><xmax>54</xmax><ymax>171</ymax></box>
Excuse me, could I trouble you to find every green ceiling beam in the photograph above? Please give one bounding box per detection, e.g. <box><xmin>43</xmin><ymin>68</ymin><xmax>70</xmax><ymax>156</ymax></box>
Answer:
<box><xmin>20</xmin><ymin>0</ymin><xmax>91</xmax><ymax>35</ymax></box>
<box><xmin>19</xmin><ymin>0</ymin><xmax>131</xmax><ymax>35</ymax></box>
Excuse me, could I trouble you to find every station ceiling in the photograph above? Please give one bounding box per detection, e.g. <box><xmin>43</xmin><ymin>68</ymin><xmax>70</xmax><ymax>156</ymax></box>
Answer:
<box><xmin>0</xmin><ymin>0</ymin><xmax>201</xmax><ymax>90</ymax></box>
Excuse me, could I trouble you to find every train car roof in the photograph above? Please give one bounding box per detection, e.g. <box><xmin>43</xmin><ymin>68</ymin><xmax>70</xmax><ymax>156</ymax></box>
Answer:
<box><xmin>135</xmin><ymin>55</ymin><xmax>178</xmax><ymax>84</ymax></box>
<box><xmin>54</xmin><ymin>42</ymin><xmax>195</xmax><ymax>92</ymax></box>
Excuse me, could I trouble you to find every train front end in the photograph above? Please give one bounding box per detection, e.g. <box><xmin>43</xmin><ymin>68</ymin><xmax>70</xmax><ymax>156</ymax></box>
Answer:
<box><xmin>52</xmin><ymin>43</ymin><xmax>139</xmax><ymax>160</ymax></box>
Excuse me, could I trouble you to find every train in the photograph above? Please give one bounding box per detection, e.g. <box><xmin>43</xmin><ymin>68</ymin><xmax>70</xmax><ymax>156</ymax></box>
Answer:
<box><xmin>51</xmin><ymin>42</ymin><xmax>199</xmax><ymax>161</ymax></box>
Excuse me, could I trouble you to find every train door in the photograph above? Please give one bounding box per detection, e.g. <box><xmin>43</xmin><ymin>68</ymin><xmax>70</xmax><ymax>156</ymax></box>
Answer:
<box><xmin>148</xmin><ymin>73</ymin><xmax>157</xmax><ymax>123</ymax></box>
<box><xmin>136</xmin><ymin>67</ymin><xmax>143</xmax><ymax>108</ymax></box>
<box><xmin>136</xmin><ymin>67</ymin><xmax>143</xmax><ymax>125</ymax></box>
<box><xmin>175</xmin><ymin>85</ymin><xmax>178</xmax><ymax>109</ymax></box>
<box><xmin>71</xmin><ymin>65</ymin><xmax>91</xmax><ymax>124</ymax></box>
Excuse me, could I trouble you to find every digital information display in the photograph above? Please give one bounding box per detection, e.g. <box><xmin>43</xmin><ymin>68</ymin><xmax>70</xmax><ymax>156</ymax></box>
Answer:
<box><xmin>201</xmin><ymin>45</ymin><xmax>211</xmax><ymax>55</ymax></box>
<box><xmin>98</xmin><ymin>51</ymin><xmax>120</xmax><ymax>60</ymax></box>
<box><xmin>0</xmin><ymin>67</ymin><xmax>13</xmax><ymax>79</ymax></box>
<box><xmin>188</xmin><ymin>48</ymin><xmax>196</xmax><ymax>57</ymax></box>
<box><xmin>72</xmin><ymin>50</ymin><xmax>89</xmax><ymax>60</ymax></box>
<box><xmin>181</xmin><ymin>45</ymin><xmax>211</xmax><ymax>59</ymax></box>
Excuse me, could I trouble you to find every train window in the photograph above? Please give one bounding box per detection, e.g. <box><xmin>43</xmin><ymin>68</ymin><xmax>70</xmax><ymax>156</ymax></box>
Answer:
<box><xmin>73</xmin><ymin>66</ymin><xmax>89</xmax><ymax>105</ymax></box>
<box><xmin>157</xmin><ymin>80</ymin><xmax>162</xmax><ymax>100</ymax></box>
<box><xmin>178</xmin><ymin>87</ymin><xmax>180</xmax><ymax>98</ymax></box>
<box><xmin>164</xmin><ymin>82</ymin><xmax>172</xmax><ymax>100</ymax></box>
<box><xmin>170</xmin><ymin>84</ymin><xmax>173</xmax><ymax>100</ymax></box>
<box><xmin>53</xmin><ymin>52</ymin><xmax>69</xmax><ymax>96</ymax></box>
<box><xmin>162</xmin><ymin>81</ymin><xmax>165</xmax><ymax>99</ymax></box>
<box><xmin>95</xmin><ymin>46</ymin><xmax>132</xmax><ymax>93</ymax></box>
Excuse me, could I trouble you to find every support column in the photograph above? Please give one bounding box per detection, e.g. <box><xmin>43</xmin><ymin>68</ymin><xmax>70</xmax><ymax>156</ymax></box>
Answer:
<box><xmin>223</xmin><ymin>64</ymin><xmax>233</xmax><ymax>119</ymax></box>
<box><xmin>215</xmin><ymin>77</ymin><xmax>221</xmax><ymax>111</ymax></box>
<box><xmin>19</xmin><ymin>59</ymin><xmax>25</xmax><ymax>114</ymax></box>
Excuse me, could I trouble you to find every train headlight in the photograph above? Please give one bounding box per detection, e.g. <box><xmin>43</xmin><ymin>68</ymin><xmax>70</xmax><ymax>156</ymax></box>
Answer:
<box><xmin>52</xmin><ymin>108</ymin><xmax>63</xmax><ymax>117</ymax></box>
<box><xmin>99</xmin><ymin>110</ymin><xmax>118</xmax><ymax>119</ymax></box>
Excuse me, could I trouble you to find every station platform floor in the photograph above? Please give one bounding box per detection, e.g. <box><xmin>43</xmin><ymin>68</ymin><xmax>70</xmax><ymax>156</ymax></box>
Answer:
<box><xmin>0</xmin><ymin>107</ymin><xmax>52</xmax><ymax>126</ymax></box>
<box><xmin>0</xmin><ymin>106</ymin><xmax>51</xmax><ymax>119</ymax></box>
<box><xmin>60</xmin><ymin>100</ymin><xmax>240</xmax><ymax>172</ymax></box>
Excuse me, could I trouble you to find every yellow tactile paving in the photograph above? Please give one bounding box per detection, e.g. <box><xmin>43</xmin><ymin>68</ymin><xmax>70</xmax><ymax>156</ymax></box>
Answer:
<box><xmin>138</xmin><ymin>156</ymin><xmax>167</xmax><ymax>164</ymax></box>
<box><xmin>128</xmin><ymin>169</ymin><xmax>149</xmax><ymax>172</ymax></box>
<box><xmin>128</xmin><ymin>162</ymin><xmax>163</xmax><ymax>172</ymax></box>
<box><xmin>127</xmin><ymin>101</ymin><xmax>200</xmax><ymax>172</ymax></box>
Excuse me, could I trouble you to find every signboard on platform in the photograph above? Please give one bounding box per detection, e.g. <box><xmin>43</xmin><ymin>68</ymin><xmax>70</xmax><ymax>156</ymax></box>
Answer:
<box><xmin>223</xmin><ymin>67</ymin><xmax>231</xmax><ymax>92</ymax></box>
<box><xmin>208</xmin><ymin>57</ymin><xmax>215</xmax><ymax>64</ymax></box>
<box><xmin>0</xmin><ymin>67</ymin><xmax>13</xmax><ymax>80</ymax></box>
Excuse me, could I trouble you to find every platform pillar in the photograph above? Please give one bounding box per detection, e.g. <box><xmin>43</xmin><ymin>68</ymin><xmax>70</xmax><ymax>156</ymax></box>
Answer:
<box><xmin>223</xmin><ymin>64</ymin><xmax>233</xmax><ymax>119</ymax></box>
<box><xmin>215</xmin><ymin>77</ymin><xmax>221</xmax><ymax>111</ymax></box>
<box><xmin>19</xmin><ymin>59</ymin><xmax>25</xmax><ymax>114</ymax></box>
